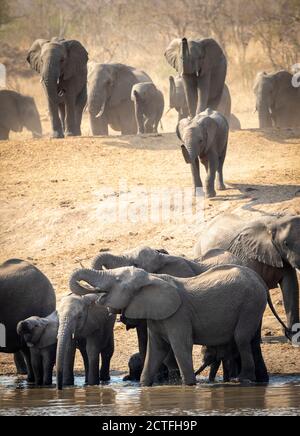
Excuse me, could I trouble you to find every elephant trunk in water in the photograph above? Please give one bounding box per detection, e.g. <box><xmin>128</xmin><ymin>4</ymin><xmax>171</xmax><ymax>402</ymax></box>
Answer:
<box><xmin>91</xmin><ymin>253</ymin><xmax>129</xmax><ymax>270</ymax></box>
<box><xmin>56</xmin><ymin>316</ymin><xmax>72</xmax><ymax>390</ymax></box>
<box><xmin>69</xmin><ymin>268</ymin><xmax>116</xmax><ymax>296</ymax></box>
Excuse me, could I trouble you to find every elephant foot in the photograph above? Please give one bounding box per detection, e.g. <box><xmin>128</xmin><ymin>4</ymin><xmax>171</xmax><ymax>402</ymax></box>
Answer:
<box><xmin>65</xmin><ymin>131</ymin><xmax>77</xmax><ymax>137</ymax></box>
<box><xmin>217</xmin><ymin>184</ymin><xmax>226</xmax><ymax>191</ymax></box>
<box><xmin>100</xmin><ymin>374</ymin><xmax>110</xmax><ymax>383</ymax></box>
<box><xmin>51</xmin><ymin>131</ymin><xmax>64</xmax><ymax>139</ymax></box>
<box><xmin>206</xmin><ymin>190</ymin><xmax>217</xmax><ymax>199</ymax></box>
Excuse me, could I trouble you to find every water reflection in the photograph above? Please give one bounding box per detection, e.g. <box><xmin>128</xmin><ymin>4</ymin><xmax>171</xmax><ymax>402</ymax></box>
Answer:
<box><xmin>0</xmin><ymin>374</ymin><xmax>300</xmax><ymax>416</ymax></box>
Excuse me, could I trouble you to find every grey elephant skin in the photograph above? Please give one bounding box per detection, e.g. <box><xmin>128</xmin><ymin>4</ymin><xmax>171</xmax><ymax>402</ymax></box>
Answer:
<box><xmin>131</xmin><ymin>82</ymin><xmax>164</xmax><ymax>134</ymax></box>
<box><xmin>87</xmin><ymin>63</ymin><xmax>151</xmax><ymax>135</ymax></box>
<box><xmin>27</xmin><ymin>37</ymin><xmax>88</xmax><ymax>138</ymax></box>
<box><xmin>17</xmin><ymin>312</ymin><xmax>58</xmax><ymax>386</ymax></box>
<box><xmin>0</xmin><ymin>90</ymin><xmax>42</xmax><ymax>140</ymax></box>
<box><xmin>91</xmin><ymin>246</ymin><xmax>272</xmax><ymax>382</ymax></box>
<box><xmin>0</xmin><ymin>259</ymin><xmax>56</xmax><ymax>382</ymax></box>
<box><xmin>253</xmin><ymin>70</ymin><xmax>300</xmax><ymax>128</ymax></box>
<box><xmin>70</xmin><ymin>265</ymin><xmax>268</xmax><ymax>386</ymax></box>
<box><xmin>56</xmin><ymin>293</ymin><xmax>115</xmax><ymax>390</ymax></box>
<box><xmin>177</xmin><ymin>109</ymin><xmax>229</xmax><ymax>198</ymax></box>
<box><xmin>165</xmin><ymin>38</ymin><xmax>227</xmax><ymax>117</ymax></box>
<box><xmin>195</xmin><ymin>213</ymin><xmax>300</xmax><ymax>329</ymax></box>
<box><xmin>169</xmin><ymin>77</ymin><xmax>241</xmax><ymax>130</ymax></box>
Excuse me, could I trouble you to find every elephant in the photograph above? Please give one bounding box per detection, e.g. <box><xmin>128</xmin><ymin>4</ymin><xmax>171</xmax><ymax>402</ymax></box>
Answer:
<box><xmin>169</xmin><ymin>76</ymin><xmax>241</xmax><ymax>130</ymax></box>
<box><xmin>131</xmin><ymin>82</ymin><xmax>164</xmax><ymax>134</ymax></box>
<box><xmin>87</xmin><ymin>63</ymin><xmax>152</xmax><ymax>135</ymax></box>
<box><xmin>195</xmin><ymin>342</ymin><xmax>239</xmax><ymax>383</ymax></box>
<box><xmin>69</xmin><ymin>264</ymin><xmax>268</xmax><ymax>386</ymax></box>
<box><xmin>177</xmin><ymin>109</ymin><xmax>229</xmax><ymax>198</ymax></box>
<box><xmin>56</xmin><ymin>293</ymin><xmax>115</xmax><ymax>390</ymax></box>
<box><xmin>27</xmin><ymin>37</ymin><xmax>88</xmax><ymax>138</ymax></box>
<box><xmin>165</xmin><ymin>38</ymin><xmax>227</xmax><ymax>118</ymax></box>
<box><xmin>123</xmin><ymin>352</ymin><xmax>168</xmax><ymax>383</ymax></box>
<box><xmin>17</xmin><ymin>312</ymin><xmax>58</xmax><ymax>386</ymax></box>
<box><xmin>0</xmin><ymin>259</ymin><xmax>56</xmax><ymax>382</ymax></box>
<box><xmin>0</xmin><ymin>90</ymin><xmax>42</xmax><ymax>140</ymax></box>
<box><xmin>253</xmin><ymin>70</ymin><xmax>300</xmax><ymax>128</ymax></box>
<box><xmin>195</xmin><ymin>213</ymin><xmax>300</xmax><ymax>329</ymax></box>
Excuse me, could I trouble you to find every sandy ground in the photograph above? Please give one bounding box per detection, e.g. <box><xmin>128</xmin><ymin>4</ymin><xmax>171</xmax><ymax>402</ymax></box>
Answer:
<box><xmin>0</xmin><ymin>121</ymin><xmax>300</xmax><ymax>377</ymax></box>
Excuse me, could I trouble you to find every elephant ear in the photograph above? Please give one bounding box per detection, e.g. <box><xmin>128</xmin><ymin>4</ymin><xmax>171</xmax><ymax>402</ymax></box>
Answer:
<box><xmin>125</xmin><ymin>277</ymin><xmax>182</xmax><ymax>321</ymax></box>
<box><xmin>110</xmin><ymin>65</ymin><xmax>137</xmax><ymax>107</ymax></box>
<box><xmin>176</xmin><ymin>117</ymin><xmax>190</xmax><ymax>141</ymax></box>
<box><xmin>202</xmin><ymin>116</ymin><xmax>218</xmax><ymax>149</ymax></box>
<box><xmin>165</xmin><ymin>39</ymin><xmax>182</xmax><ymax>73</ymax></box>
<box><xmin>26</xmin><ymin>39</ymin><xmax>49</xmax><ymax>74</ymax></box>
<box><xmin>63</xmin><ymin>40</ymin><xmax>88</xmax><ymax>80</ymax></box>
<box><xmin>228</xmin><ymin>222</ymin><xmax>283</xmax><ymax>268</ymax></box>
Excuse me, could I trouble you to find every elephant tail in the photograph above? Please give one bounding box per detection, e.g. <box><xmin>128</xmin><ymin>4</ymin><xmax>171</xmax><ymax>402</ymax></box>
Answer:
<box><xmin>266</xmin><ymin>290</ymin><xmax>292</xmax><ymax>341</ymax></box>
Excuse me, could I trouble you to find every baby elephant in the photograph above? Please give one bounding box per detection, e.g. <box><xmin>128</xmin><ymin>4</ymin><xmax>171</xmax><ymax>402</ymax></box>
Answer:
<box><xmin>123</xmin><ymin>352</ymin><xmax>169</xmax><ymax>383</ymax></box>
<box><xmin>195</xmin><ymin>343</ymin><xmax>239</xmax><ymax>383</ymax></box>
<box><xmin>17</xmin><ymin>312</ymin><xmax>58</xmax><ymax>386</ymax></box>
<box><xmin>177</xmin><ymin>109</ymin><xmax>229</xmax><ymax>198</ymax></box>
<box><xmin>131</xmin><ymin>82</ymin><xmax>164</xmax><ymax>134</ymax></box>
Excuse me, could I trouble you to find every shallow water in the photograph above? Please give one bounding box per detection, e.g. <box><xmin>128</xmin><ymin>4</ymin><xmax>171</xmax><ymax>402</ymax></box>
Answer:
<box><xmin>0</xmin><ymin>374</ymin><xmax>300</xmax><ymax>416</ymax></box>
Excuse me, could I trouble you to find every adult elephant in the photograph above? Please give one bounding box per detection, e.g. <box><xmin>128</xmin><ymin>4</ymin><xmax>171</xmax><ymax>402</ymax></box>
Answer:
<box><xmin>70</xmin><ymin>265</ymin><xmax>268</xmax><ymax>385</ymax></box>
<box><xmin>253</xmin><ymin>70</ymin><xmax>300</xmax><ymax>128</ymax></box>
<box><xmin>0</xmin><ymin>90</ymin><xmax>42</xmax><ymax>140</ymax></box>
<box><xmin>56</xmin><ymin>293</ymin><xmax>115</xmax><ymax>390</ymax></box>
<box><xmin>87</xmin><ymin>63</ymin><xmax>152</xmax><ymax>135</ymax></box>
<box><xmin>169</xmin><ymin>76</ymin><xmax>241</xmax><ymax>129</ymax></box>
<box><xmin>195</xmin><ymin>213</ymin><xmax>300</xmax><ymax>329</ymax></box>
<box><xmin>165</xmin><ymin>38</ymin><xmax>227</xmax><ymax>117</ymax></box>
<box><xmin>27</xmin><ymin>37</ymin><xmax>88</xmax><ymax>138</ymax></box>
<box><xmin>0</xmin><ymin>259</ymin><xmax>56</xmax><ymax>382</ymax></box>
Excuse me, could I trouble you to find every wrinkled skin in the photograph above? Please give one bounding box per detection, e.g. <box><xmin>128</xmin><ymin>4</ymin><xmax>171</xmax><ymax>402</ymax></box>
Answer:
<box><xmin>56</xmin><ymin>293</ymin><xmax>115</xmax><ymax>390</ymax></box>
<box><xmin>0</xmin><ymin>259</ymin><xmax>56</xmax><ymax>383</ymax></box>
<box><xmin>70</xmin><ymin>265</ymin><xmax>268</xmax><ymax>386</ymax></box>
<box><xmin>253</xmin><ymin>70</ymin><xmax>300</xmax><ymax>128</ymax></box>
<box><xmin>27</xmin><ymin>37</ymin><xmax>88</xmax><ymax>138</ymax></box>
<box><xmin>177</xmin><ymin>109</ymin><xmax>229</xmax><ymax>197</ymax></box>
<box><xmin>131</xmin><ymin>82</ymin><xmax>164</xmax><ymax>134</ymax></box>
<box><xmin>195</xmin><ymin>213</ymin><xmax>300</xmax><ymax>329</ymax></box>
<box><xmin>165</xmin><ymin>38</ymin><xmax>227</xmax><ymax>117</ymax></box>
<box><xmin>17</xmin><ymin>312</ymin><xmax>58</xmax><ymax>386</ymax></box>
<box><xmin>0</xmin><ymin>90</ymin><xmax>42</xmax><ymax>140</ymax></box>
<box><xmin>87</xmin><ymin>63</ymin><xmax>151</xmax><ymax>135</ymax></box>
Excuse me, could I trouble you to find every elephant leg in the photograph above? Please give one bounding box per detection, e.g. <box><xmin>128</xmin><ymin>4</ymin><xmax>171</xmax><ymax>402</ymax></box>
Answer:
<box><xmin>182</xmin><ymin>74</ymin><xmax>197</xmax><ymax>118</ymax></box>
<box><xmin>209</xmin><ymin>360</ymin><xmax>221</xmax><ymax>382</ymax></box>
<box><xmin>163</xmin><ymin>348</ymin><xmax>181</xmax><ymax>382</ymax></box>
<box><xmin>42</xmin><ymin>347</ymin><xmax>56</xmax><ymax>386</ymax></box>
<box><xmin>196</xmin><ymin>73</ymin><xmax>211</xmax><ymax>114</ymax></box>
<box><xmin>251</xmin><ymin>324</ymin><xmax>269</xmax><ymax>383</ymax></box>
<box><xmin>75</xmin><ymin>86</ymin><xmax>87</xmax><ymax>136</ymax></box>
<box><xmin>216</xmin><ymin>152</ymin><xmax>227</xmax><ymax>191</ymax></box>
<box><xmin>133</xmin><ymin>98</ymin><xmax>145</xmax><ymax>134</ymax></box>
<box><xmin>191</xmin><ymin>158</ymin><xmax>203</xmax><ymax>195</ymax></box>
<box><xmin>170</xmin><ymin>338</ymin><xmax>196</xmax><ymax>386</ymax></box>
<box><xmin>30</xmin><ymin>349</ymin><xmax>43</xmax><ymax>386</ymax></box>
<box><xmin>58</xmin><ymin>104</ymin><xmax>66</xmax><ymax>132</ymax></box>
<box><xmin>86</xmin><ymin>334</ymin><xmax>100</xmax><ymax>386</ymax></box>
<box><xmin>100</xmin><ymin>333</ymin><xmax>114</xmax><ymax>382</ymax></box>
<box><xmin>140</xmin><ymin>331</ymin><xmax>170</xmax><ymax>387</ymax></box>
<box><xmin>222</xmin><ymin>359</ymin><xmax>231</xmax><ymax>383</ymax></box>
<box><xmin>144</xmin><ymin>117</ymin><xmax>155</xmax><ymax>134</ymax></box>
<box><xmin>48</xmin><ymin>100</ymin><xmax>64</xmax><ymax>138</ymax></box>
<box><xmin>90</xmin><ymin>114</ymin><xmax>109</xmax><ymax>136</ymax></box>
<box><xmin>234</xmin><ymin>329</ymin><xmax>256</xmax><ymax>382</ymax></box>
<box><xmin>204</xmin><ymin>152</ymin><xmax>218</xmax><ymax>198</ymax></box>
<box><xmin>137</xmin><ymin>321</ymin><xmax>148</xmax><ymax>364</ymax></box>
<box><xmin>14</xmin><ymin>351</ymin><xmax>27</xmax><ymax>375</ymax></box>
<box><xmin>0</xmin><ymin>126</ymin><xmax>9</xmax><ymax>140</ymax></box>
<box><xmin>21</xmin><ymin>348</ymin><xmax>34</xmax><ymax>383</ymax></box>
<box><xmin>77</xmin><ymin>340</ymin><xmax>89</xmax><ymax>384</ymax></box>
<box><xmin>65</xmin><ymin>96</ymin><xmax>77</xmax><ymax>137</ymax></box>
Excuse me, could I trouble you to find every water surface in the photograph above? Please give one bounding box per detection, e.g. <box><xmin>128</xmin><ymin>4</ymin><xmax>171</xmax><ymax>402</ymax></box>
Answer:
<box><xmin>0</xmin><ymin>374</ymin><xmax>300</xmax><ymax>416</ymax></box>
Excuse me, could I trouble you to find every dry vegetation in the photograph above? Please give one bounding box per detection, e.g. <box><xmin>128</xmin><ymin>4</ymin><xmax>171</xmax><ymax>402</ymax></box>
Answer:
<box><xmin>0</xmin><ymin>0</ymin><xmax>300</xmax><ymax>378</ymax></box>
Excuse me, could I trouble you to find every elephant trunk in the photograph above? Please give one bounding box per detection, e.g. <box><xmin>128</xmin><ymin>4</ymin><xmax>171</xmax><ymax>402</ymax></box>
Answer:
<box><xmin>257</xmin><ymin>93</ymin><xmax>272</xmax><ymax>128</ymax></box>
<box><xmin>92</xmin><ymin>253</ymin><xmax>129</xmax><ymax>270</ymax></box>
<box><xmin>88</xmin><ymin>84</ymin><xmax>107</xmax><ymax>118</ymax></box>
<box><xmin>56</xmin><ymin>316</ymin><xmax>72</xmax><ymax>390</ymax></box>
<box><xmin>181</xmin><ymin>38</ymin><xmax>191</xmax><ymax>75</ymax></box>
<box><xmin>42</xmin><ymin>59</ymin><xmax>61</xmax><ymax>105</ymax></box>
<box><xmin>69</xmin><ymin>268</ymin><xmax>115</xmax><ymax>296</ymax></box>
<box><xmin>169</xmin><ymin>76</ymin><xmax>176</xmax><ymax>109</ymax></box>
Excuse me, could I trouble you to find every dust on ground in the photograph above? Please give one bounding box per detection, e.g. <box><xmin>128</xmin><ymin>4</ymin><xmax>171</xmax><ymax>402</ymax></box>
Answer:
<box><xmin>0</xmin><ymin>127</ymin><xmax>300</xmax><ymax>376</ymax></box>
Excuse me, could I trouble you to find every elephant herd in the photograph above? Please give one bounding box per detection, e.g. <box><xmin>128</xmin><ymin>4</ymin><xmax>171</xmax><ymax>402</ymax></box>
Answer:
<box><xmin>1</xmin><ymin>213</ymin><xmax>299</xmax><ymax>389</ymax></box>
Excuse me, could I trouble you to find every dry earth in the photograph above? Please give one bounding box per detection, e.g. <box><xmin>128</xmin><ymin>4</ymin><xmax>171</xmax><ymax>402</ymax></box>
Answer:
<box><xmin>0</xmin><ymin>125</ymin><xmax>300</xmax><ymax>377</ymax></box>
